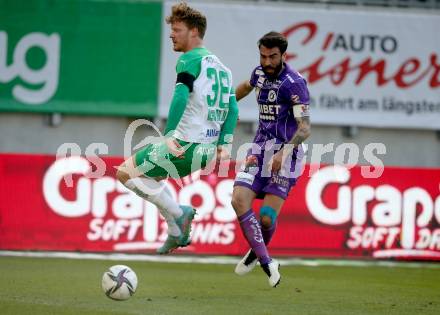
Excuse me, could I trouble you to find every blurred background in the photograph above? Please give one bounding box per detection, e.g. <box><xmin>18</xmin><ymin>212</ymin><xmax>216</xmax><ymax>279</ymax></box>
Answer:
<box><xmin>1</xmin><ymin>0</ymin><xmax>439</xmax><ymax>166</ymax></box>
<box><xmin>0</xmin><ymin>0</ymin><xmax>439</xmax><ymax>261</ymax></box>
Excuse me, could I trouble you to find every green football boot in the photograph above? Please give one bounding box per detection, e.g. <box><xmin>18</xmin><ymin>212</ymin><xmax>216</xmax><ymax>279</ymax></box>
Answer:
<box><xmin>156</xmin><ymin>206</ymin><xmax>196</xmax><ymax>255</ymax></box>
<box><xmin>156</xmin><ymin>235</ymin><xmax>182</xmax><ymax>255</ymax></box>
<box><xmin>175</xmin><ymin>206</ymin><xmax>196</xmax><ymax>246</ymax></box>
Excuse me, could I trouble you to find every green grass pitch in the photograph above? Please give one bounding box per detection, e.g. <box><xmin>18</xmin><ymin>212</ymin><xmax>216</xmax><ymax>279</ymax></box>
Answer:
<box><xmin>1</xmin><ymin>256</ymin><xmax>439</xmax><ymax>315</ymax></box>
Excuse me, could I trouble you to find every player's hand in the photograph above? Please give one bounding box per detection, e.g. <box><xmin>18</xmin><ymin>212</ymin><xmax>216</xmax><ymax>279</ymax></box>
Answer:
<box><xmin>166</xmin><ymin>137</ymin><xmax>185</xmax><ymax>159</ymax></box>
<box><xmin>269</xmin><ymin>149</ymin><xmax>284</xmax><ymax>173</ymax></box>
<box><xmin>216</xmin><ymin>145</ymin><xmax>230</xmax><ymax>161</ymax></box>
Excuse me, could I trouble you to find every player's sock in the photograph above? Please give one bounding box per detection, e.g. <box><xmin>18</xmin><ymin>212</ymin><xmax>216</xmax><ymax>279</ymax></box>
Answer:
<box><xmin>158</xmin><ymin>209</ymin><xmax>181</xmax><ymax>237</ymax></box>
<box><xmin>238</xmin><ymin>209</ymin><xmax>271</xmax><ymax>265</ymax></box>
<box><xmin>123</xmin><ymin>177</ymin><xmax>183</xmax><ymax>230</ymax></box>
<box><xmin>262</xmin><ymin>221</ymin><xmax>277</xmax><ymax>244</ymax></box>
<box><xmin>155</xmin><ymin>183</ymin><xmax>181</xmax><ymax>236</ymax></box>
<box><xmin>244</xmin><ymin>221</ymin><xmax>277</xmax><ymax>263</ymax></box>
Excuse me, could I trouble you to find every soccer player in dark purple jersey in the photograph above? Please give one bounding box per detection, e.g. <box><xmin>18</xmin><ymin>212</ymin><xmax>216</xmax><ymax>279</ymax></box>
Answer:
<box><xmin>231</xmin><ymin>32</ymin><xmax>311</xmax><ymax>287</ymax></box>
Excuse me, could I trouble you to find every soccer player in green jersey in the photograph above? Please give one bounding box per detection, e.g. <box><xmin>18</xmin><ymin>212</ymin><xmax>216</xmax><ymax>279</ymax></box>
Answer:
<box><xmin>116</xmin><ymin>2</ymin><xmax>238</xmax><ymax>254</ymax></box>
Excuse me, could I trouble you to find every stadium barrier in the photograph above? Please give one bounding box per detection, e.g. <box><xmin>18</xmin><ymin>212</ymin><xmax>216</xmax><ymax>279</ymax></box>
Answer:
<box><xmin>1</xmin><ymin>153</ymin><xmax>439</xmax><ymax>261</ymax></box>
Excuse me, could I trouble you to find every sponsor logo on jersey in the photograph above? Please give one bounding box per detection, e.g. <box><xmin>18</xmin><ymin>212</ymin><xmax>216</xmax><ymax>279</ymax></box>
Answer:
<box><xmin>268</xmin><ymin>90</ymin><xmax>277</xmax><ymax>102</ymax></box>
<box><xmin>271</xmin><ymin>175</ymin><xmax>290</xmax><ymax>188</ymax></box>
<box><xmin>205</xmin><ymin>129</ymin><xmax>220</xmax><ymax>137</ymax></box>
<box><xmin>207</xmin><ymin>108</ymin><xmax>228</xmax><ymax>122</ymax></box>
<box><xmin>259</xmin><ymin>115</ymin><xmax>276</xmax><ymax>121</ymax></box>
<box><xmin>205</xmin><ymin>56</ymin><xmax>216</xmax><ymax>63</ymax></box>
<box><xmin>286</xmin><ymin>74</ymin><xmax>295</xmax><ymax>83</ymax></box>
<box><xmin>263</xmin><ymin>81</ymin><xmax>281</xmax><ymax>89</ymax></box>
<box><xmin>259</xmin><ymin>103</ymin><xmax>281</xmax><ymax>121</ymax></box>
<box><xmin>259</xmin><ymin>104</ymin><xmax>281</xmax><ymax>115</ymax></box>
<box><xmin>291</xmin><ymin>94</ymin><xmax>300</xmax><ymax>104</ymax></box>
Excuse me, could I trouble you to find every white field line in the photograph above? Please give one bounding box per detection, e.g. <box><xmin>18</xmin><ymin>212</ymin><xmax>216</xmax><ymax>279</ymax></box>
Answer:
<box><xmin>1</xmin><ymin>250</ymin><xmax>440</xmax><ymax>269</ymax></box>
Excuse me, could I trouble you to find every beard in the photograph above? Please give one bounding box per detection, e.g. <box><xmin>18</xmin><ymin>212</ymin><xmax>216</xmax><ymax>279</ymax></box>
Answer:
<box><xmin>262</xmin><ymin>62</ymin><xmax>283</xmax><ymax>79</ymax></box>
<box><xmin>172</xmin><ymin>42</ymin><xmax>183</xmax><ymax>52</ymax></box>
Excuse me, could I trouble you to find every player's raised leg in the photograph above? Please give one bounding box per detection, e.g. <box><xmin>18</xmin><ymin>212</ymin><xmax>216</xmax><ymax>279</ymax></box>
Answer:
<box><xmin>231</xmin><ymin>186</ymin><xmax>280</xmax><ymax>287</ymax></box>
<box><xmin>116</xmin><ymin>155</ymin><xmax>195</xmax><ymax>254</ymax></box>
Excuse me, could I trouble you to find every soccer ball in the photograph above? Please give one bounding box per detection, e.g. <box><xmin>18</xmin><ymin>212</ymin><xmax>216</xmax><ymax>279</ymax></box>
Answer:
<box><xmin>101</xmin><ymin>265</ymin><xmax>138</xmax><ymax>301</ymax></box>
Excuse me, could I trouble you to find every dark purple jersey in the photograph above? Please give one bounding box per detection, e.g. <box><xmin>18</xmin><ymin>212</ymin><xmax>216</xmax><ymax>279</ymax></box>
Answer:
<box><xmin>249</xmin><ymin>63</ymin><xmax>310</xmax><ymax>145</ymax></box>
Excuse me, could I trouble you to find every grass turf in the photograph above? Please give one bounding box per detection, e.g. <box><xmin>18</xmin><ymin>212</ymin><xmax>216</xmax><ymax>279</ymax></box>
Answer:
<box><xmin>1</xmin><ymin>256</ymin><xmax>439</xmax><ymax>315</ymax></box>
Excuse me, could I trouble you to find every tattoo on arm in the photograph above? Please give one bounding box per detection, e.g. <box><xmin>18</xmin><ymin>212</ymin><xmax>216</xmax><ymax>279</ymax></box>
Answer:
<box><xmin>288</xmin><ymin>116</ymin><xmax>311</xmax><ymax>147</ymax></box>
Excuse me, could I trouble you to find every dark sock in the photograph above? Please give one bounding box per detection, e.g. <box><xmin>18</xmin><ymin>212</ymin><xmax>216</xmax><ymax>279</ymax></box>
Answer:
<box><xmin>262</xmin><ymin>221</ymin><xmax>277</xmax><ymax>245</ymax></box>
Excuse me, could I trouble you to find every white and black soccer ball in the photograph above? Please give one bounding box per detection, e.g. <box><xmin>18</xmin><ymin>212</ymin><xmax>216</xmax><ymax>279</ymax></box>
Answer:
<box><xmin>101</xmin><ymin>265</ymin><xmax>138</xmax><ymax>301</ymax></box>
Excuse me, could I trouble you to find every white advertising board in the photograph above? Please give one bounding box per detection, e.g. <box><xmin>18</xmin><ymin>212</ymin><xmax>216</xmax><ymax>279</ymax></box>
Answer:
<box><xmin>159</xmin><ymin>2</ymin><xmax>440</xmax><ymax>129</ymax></box>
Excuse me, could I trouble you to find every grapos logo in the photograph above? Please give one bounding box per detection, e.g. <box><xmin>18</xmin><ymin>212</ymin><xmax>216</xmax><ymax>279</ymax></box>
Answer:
<box><xmin>306</xmin><ymin>165</ymin><xmax>440</xmax><ymax>258</ymax></box>
<box><xmin>42</xmin><ymin>156</ymin><xmax>237</xmax><ymax>251</ymax></box>
<box><xmin>0</xmin><ymin>31</ymin><xmax>60</xmax><ymax>104</ymax></box>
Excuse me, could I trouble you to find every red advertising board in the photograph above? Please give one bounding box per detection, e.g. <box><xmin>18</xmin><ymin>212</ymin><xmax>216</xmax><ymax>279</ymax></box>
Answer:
<box><xmin>0</xmin><ymin>153</ymin><xmax>439</xmax><ymax>260</ymax></box>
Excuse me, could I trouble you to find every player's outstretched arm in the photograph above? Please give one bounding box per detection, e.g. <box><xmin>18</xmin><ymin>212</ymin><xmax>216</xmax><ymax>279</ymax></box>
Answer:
<box><xmin>235</xmin><ymin>80</ymin><xmax>253</xmax><ymax>101</ymax></box>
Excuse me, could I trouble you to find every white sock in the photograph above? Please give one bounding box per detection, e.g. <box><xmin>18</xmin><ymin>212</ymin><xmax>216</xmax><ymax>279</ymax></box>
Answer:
<box><xmin>123</xmin><ymin>177</ymin><xmax>183</xmax><ymax>236</ymax></box>
<box><xmin>155</xmin><ymin>183</ymin><xmax>181</xmax><ymax>237</ymax></box>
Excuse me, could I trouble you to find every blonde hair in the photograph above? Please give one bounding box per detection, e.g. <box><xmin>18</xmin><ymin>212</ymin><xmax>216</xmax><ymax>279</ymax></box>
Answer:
<box><xmin>166</xmin><ymin>2</ymin><xmax>207</xmax><ymax>38</ymax></box>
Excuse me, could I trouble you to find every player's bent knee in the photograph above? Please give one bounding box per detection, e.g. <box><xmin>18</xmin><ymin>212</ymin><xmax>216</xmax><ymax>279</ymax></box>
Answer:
<box><xmin>260</xmin><ymin>215</ymin><xmax>272</xmax><ymax>229</ymax></box>
<box><xmin>260</xmin><ymin>206</ymin><xmax>277</xmax><ymax>228</ymax></box>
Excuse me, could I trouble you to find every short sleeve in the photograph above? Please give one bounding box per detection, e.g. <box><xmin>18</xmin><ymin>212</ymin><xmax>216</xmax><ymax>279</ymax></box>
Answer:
<box><xmin>284</xmin><ymin>78</ymin><xmax>310</xmax><ymax>105</ymax></box>
<box><xmin>176</xmin><ymin>55</ymin><xmax>201</xmax><ymax>78</ymax></box>
<box><xmin>249</xmin><ymin>67</ymin><xmax>261</xmax><ymax>88</ymax></box>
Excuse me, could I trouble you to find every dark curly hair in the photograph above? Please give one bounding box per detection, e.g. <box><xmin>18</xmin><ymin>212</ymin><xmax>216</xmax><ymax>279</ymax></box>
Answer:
<box><xmin>258</xmin><ymin>32</ymin><xmax>288</xmax><ymax>54</ymax></box>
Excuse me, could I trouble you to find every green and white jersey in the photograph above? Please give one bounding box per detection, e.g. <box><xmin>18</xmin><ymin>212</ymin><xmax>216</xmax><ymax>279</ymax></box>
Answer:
<box><xmin>174</xmin><ymin>47</ymin><xmax>234</xmax><ymax>144</ymax></box>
